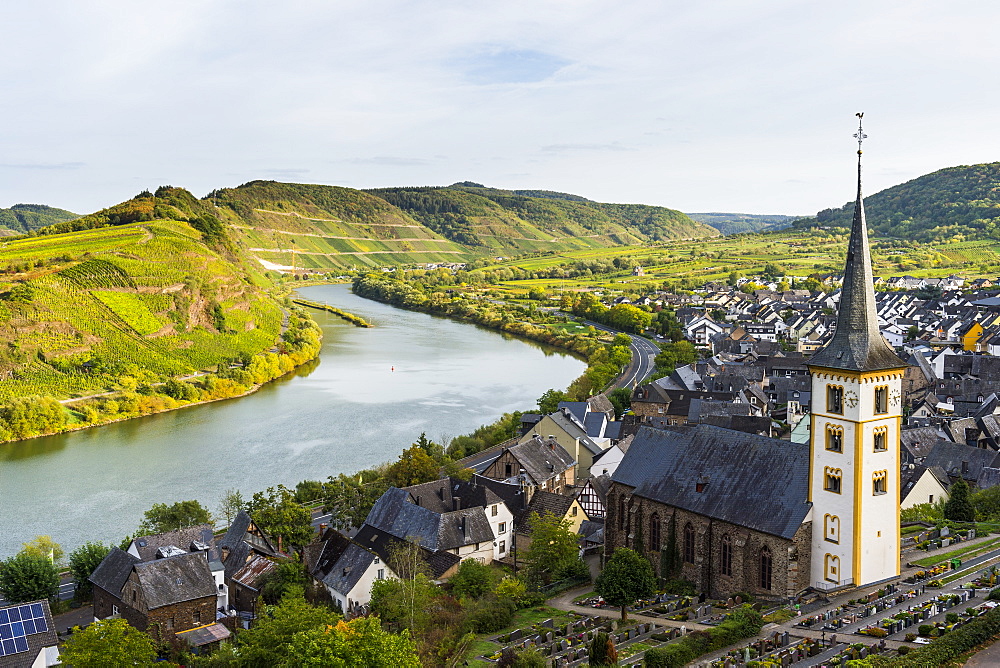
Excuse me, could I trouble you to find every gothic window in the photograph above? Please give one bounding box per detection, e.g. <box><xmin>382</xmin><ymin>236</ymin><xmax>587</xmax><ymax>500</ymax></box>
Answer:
<box><xmin>874</xmin><ymin>386</ymin><xmax>888</xmax><ymax>414</ymax></box>
<box><xmin>826</xmin><ymin>425</ymin><xmax>843</xmax><ymax>453</ymax></box>
<box><xmin>683</xmin><ymin>522</ymin><xmax>695</xmax><ymax>564</ymax></box>
<box><xmin>824</xmin><ymin>467</ymin><xmax>843</xmax><ymax>494</ymax></box>
<box><xmin>824</xmin><ymin>554</ymin><xmax>840</xmax><ymax>583</ymax></box>
<box><xmin>827</xmin><ymin>385</ymin><xmax>843</xmax><ymax>414</ymax></box>
<box><xmin>759</xmin><ymin>545</ymin><xmax>772</xmax><ymax>590</ymax></box>
<box><xmin>721</xmin><ymin>535</ymin><xmax>733</xmax><ymax>577</ymax></box>
<box><xmin>649</xmin><ymin>513</ymin><xmax>661</xmax><ymax>549</ymax></box>
<box><xmin>873</xmin><ymin>470</ymin><xmax>888</xmax><ymax>496</ymax></box>
<box><xmin>823</xmin><ymin>514</ymin><xmax>840</xmax><ymax>543</ymax></box>
<box><xmin>618</xmin><ymin>495</ymin><xmax>628</xmax><ymax>532</ymax></box>
<box><xmin>873</xmin><ymin>426</ymin><xmax>888</xmax><ymax>452</ymax></box>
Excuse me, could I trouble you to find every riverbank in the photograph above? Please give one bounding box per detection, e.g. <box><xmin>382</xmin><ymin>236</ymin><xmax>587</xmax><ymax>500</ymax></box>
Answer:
<box><xmin>291</xmin><ymin>298</ymin><xmax>373</xmax><ymax>327</ymax></box>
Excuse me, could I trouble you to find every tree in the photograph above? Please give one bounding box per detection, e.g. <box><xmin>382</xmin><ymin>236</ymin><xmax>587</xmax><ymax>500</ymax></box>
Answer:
<box><xmin>247</xmin><ymin>485</ymin><xmax>315</xmax><ymax>549</ymax></box>
<box><xmin>944</xmin><ymin>479</ymin><xmax>976</xmax><ymax>523</ymax></box>
<box><xmin>595</xmin><ymin>547</ymin><xmax>657</xmax><ymax>620</ymax></box>
<box><xmin>21</xmin><ymin>535</ymin><xmax>64</xmax><ymax>565</ymax></box>
<box><xmin>234</xmin><ymin>586</ymin><xmax>340</xmax><ymax>665</ymax></box>
<box><xmin>217</xmin><ymin>488</ymin><xmax>245</xmax><ymax>529</ymax></box>
<box><xmin>449</xmin><ymin>558</ymin><xmax>496</xmax><ymax>599</ymax></box>
<box><xmin>69</xmin><ymin>541</ymin><xmax>112</xmax><ymax>600</ymax></box>
<box><xmin>370</xmin><ymin>538</ymin><xmax>437</xmax><ymax>632</ymax></box>
<box><xmin>608</xmin><ymin>387</ymin><xmax>631</xmax><ymax>419</ymax></box>
<box><xmin>0</xmin><ymin>551</ymin><xmax>60</xmax><ymax>603</ymax></box>
<box><xmin>285</xmin><ymin>616</ymin><xmax>421</xmax><ymax>667</ymax></box>
<box><xmin>259</xmin><ymin>559</ymin><xmax>308</xmax><ymax>604</ymax></box>
<box><xmin>323</xmin><ymin>472</ymin><xmax>389</xmax><ymax>530</ymax></box>
<box><xmin>139</xmin><ymin>499</ymin><xmax>211</xmax><ymax>534</ymax></box>
<box><xmin>522</xmin><ymin>512</ymin><xmax>583</xmax><ymax>587</ymax></box>
<box><xmin>537</xmin><ymin>388</ymin><xmax>568</xmax><ymax>415</ymax></box>
<box><xmin>59</xmin><ymin>619</ymin><xmax>157</xmax><ymax>667</ymax></box>
<box><xmin>385</xmin><ymin>445</ymin><xmax>440</xmax><ymax>488</ymax></box>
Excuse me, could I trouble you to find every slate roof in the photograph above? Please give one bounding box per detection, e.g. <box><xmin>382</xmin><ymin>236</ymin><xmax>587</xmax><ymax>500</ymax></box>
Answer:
<box><xmin>217</xmin><ymin>510</ymin><xmax>279</xmax><ymax>579</ymax></box>
<box><xmin>0</xmin><ymin>600</ymin><xmax>58</xmax><ymax>668</ymax></box>
<box><xmin>612</xmin><ymin>425</ymin><xmax>811</xmax><ymax>539</ymax></box>
<box><xmin>176</xmin><ymin>623</ymin><xmax>231</xmax><ymax>648</ymax></box>
<box><xmin>809</xmin><ymin>152</ymin><xmax>906</xmax><ymax>373</ymax></box>
<box><xmin>89</xmin><ymin>547</ymin><xmax>141</xmax><ymax>595</ymax></box>
<box><xmin>134</xmin><ymin>552</ymin><xmax>216</xmax><ymax>609</ymax></box>
<box><xmin>922</xmin><ymin>441</ymin><xmax>1000</xmax><ymax>483</ymax></box>
<box><xmin>900</xmin><ymin>427</ymin><xmax>948</xmax><ymax>460</ymax></box>
<box><xmin>517</xmin><ymin>490</ymin><xmax>575</xmax><ymax>533</ymax></box>
<box><xmin>471</xmin><ymin>475</ymin><xmax>528</xmax><ymax>515</ymax></box>
<box><xmin>504</xmin><ymin>437</ymin><xmax>576</xmax><ymax>485</ymax></box>
<box><xmin>318</xmin><ymin>543</ymin><xmax>379</xmax><ymax>596</ymax></box>
<box><xmin>352</xmin><ymin>525</ymin><xmax>460</xmax><ymax>579</ymax></box>
<box><xmin>364</xmin><ymin>487</ymin><xmax>496</xmax><ymax>551</ymax></box>
<box><xmin>130</xmin><ymin>524</ymin><xmax>216</xmax><ymax>563</ymax></box>
<box><xmin>401</xmin><ymin>476</ymin><xmax>504</xmax><ymax>515</ymax></box>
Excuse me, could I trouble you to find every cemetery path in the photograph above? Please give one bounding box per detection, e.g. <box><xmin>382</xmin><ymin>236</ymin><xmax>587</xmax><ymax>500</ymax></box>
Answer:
<box><xmin>547</xmin><ymin>586</ymin><xmax>714</xmax><ymax>632</ymax></box>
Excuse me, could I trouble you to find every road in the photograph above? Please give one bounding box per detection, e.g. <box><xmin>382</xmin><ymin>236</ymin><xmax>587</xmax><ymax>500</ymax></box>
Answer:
<box><xmin>581</xmin><ymin>320</ymin><xmax>660</xmax><ymax>390</ymax></box>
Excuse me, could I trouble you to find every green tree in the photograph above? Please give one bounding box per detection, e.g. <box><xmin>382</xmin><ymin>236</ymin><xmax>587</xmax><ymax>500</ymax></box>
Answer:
<box><xmin>385</xmin><ymin>445</ymin><xmax>440</xmax><ymax>488</ymax></box>
<box><xmin>944</xmin><ymin>479</ymin><xmax>976</xmax><ymax>523</ymax></box>
<box><xmin>59</xmin><ymin>618</ymin><xmax>157</xmax><ymax>667</ymax></box>
<box><xmin>247</xmin><ymin>485</ymin><xmax>315</xmax><ymax>549</ymax></box>
<box><xmin>285</xmin><ymin>616</ymin><xmax>421</xmax><ymax>667</ymax></box>
<box><xmin>537</xmin><ymin>388</ymin><xmax>568</xmax><ymax>414</ymax></box>
<box><xmin>323</xmin><ymin>471</ymin><xmax>390</xmax><ymax>530</ymax></box>
<box><xmin>522</xmin><ymin>512</ymin><xmax>583</xmax><ymax>587</ymax></box>
<box><xmin>596</xmin><ymin>547</ymin><xmax>657</xmax><ymax>620</ymax></box>
<box><xmin>68</xmin><ymin>541</ymin><xmax>112</xmax><ymax>600</ymax></box>
<box><xmin>21</xmin><ymin>535</ymin><xmax>64</xmax><ymax>565</ymax></box>
<box><xmin>259</xmin><ymin>559</ymin><xmax>308</xmax><ymax>604</ymax></box>
<box><xmin>608</xmin><ymin>387</ymin><xmax>631</xmax><ymax>419</ymax></box>
<box><xmin>449</xmin><ymin>558</ymin><xmax>496</xmax><ymax>599</ymax></box>
<box><xmin>0</xmin><ymin>551</ymin><xmax>60</xmax><ymax>603</ymax></box>
<box><xmin>217</xmin><ymin>488</ymin><xmax>245</xmax><ymax>529</ymax></box>
<box><xmin>139</xmin><ymin>499</ymin><xmax>211</xmax><ymax>534</ymax></box>
<box><xmin>234</xmin><ymin>586</ymin><xmax>340</xmax><ymax>666</ymax></box>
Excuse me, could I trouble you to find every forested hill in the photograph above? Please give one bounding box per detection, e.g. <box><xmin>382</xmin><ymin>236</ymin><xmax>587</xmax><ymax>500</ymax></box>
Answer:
<box><xmin>0</xmin><ymin>204</ymin><xmax>78</xmax><ymax>234</ymax></box>
<box><xmin>687</xmin><ymin>212</ymin><xmax>801</xmax><ymax>235</ymax></box>
<box><xmin>796</xmin><ymin>162</ymin><xmax>1000</xmax><ymax>242</ymax></box>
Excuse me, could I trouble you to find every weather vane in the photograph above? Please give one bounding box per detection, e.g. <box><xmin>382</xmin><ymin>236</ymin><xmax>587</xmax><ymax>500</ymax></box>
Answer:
<box><xmin>854</xmin><ymin>112</ymin><xmax>866</xmax><ymax>153</ymax></box>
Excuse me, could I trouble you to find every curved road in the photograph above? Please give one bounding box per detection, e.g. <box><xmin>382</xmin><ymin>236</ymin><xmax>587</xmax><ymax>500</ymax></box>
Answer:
<box><xmin>582</xmin><ymin>320</ymin><xmax>660</xmax><ymax>390</ymax></box>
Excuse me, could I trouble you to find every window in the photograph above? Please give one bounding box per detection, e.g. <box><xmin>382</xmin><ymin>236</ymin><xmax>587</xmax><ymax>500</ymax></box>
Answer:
<box><xmin>374</xmin><ymin>557</ymin><xmax>380</xmax><ymax>564</ymax></box>
<box><xmin>194</xmin><ymin>611</ymin><xmax>201</xmax><ymax>624</ymax></box>
<box><xmin>825</xmin><ymin>425</ymin><xmax>843</xmax><ymax>453</ymax></box>
<box><xmin>824</xmin><ymin>554</ymin><xmax>840</xmax><ymax>583</ymax></box>
<box><xmin>873</xmin><ymin>426</ymin><xmax>888</xmax><ymax>452</ymax></box>
<box><xmin>571</xmin><ymin>505</ymin><xmax>578</xmax><ymax>517</ymax></box>
<box><xmin>618</xmin><ymin>496</ymin><xmax>628</xmax><ymax>531</ymax></box>
<box><xmin>824</xmin><ymin>467</ymin><xmax>842</xmax><ymax>494</ymax></box>
<box><xmin>759</xmin><ymin>546</ymin><xmax>772</xmax><ymax>590</ymax></box>
<box><xmin>377</xmin><ymin>568</ymin><xmax>385</xmax><ymax>580</ymax></box>
<box><xmin>112</xmin><ymin>604</ymin><xmax>119</xmax><ymax>615</ymax></box>
<box><xmin>683</xmin><ymin>522</ymin><xmax>695</xmax><ymax>564</ymax></box>
<box><xmin>492</xmin><ymin>505</ymin><xmax>498</xmax><ymax>516</ymax></box>
<box><xmin>498</xmin><ymin>522</ymin><xmax>506</xmax><ymax>534</ymax></box>
<box><xmin>132</xmin><ymin>589</ymin><xmax>137</xmax><ymax>602</ymax></box>
<box><xmin>720</xmin><ymin>535</ymin><xmax>733</xmax><ymax>577</ymax></box>
<box><xmin>504</xmin><ymin>463</ymin><xmax>512</xmax><ymax>477</ymax></box>
<box><xmin>499</xmin><ymin>540</ymin><xmax>505</xmax><ymax>554</ymax></box>
<box><xmin>166</xmin><ymin>617</ymin><xmax>174</xmax><ymax>630</ymax></box>
<box><xmin>873</xmin><ymin>470</ymin><xmax>888</xmax><ymax>495</ymax></box>
<box><xmin>827</xmin><ymin>385</ymin><xmax>843</xmax><ymax>414</ymax></box>
<box><xmin>824</xmin><ymin>514</ymin><xmax>840</xmax><ymax>543</ymax></box>
<box><xmin>874</xmin><ymin>386</ymin><xmax>888</xmax><ymax>414</ymax></box>
<box><xmin>929</xmin><ymin>495</ymin><xmax>934</xmax><ymax>504</ymax></box>
<box><xmin>649</xmin><ymin>513</ymin><xmax>661</xmax><ymax>549</ymax></box>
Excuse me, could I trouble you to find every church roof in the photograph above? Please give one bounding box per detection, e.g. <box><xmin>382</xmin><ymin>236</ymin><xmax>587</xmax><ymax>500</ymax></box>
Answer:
<box><xmin>612</xmin><ymin>424</ymin><xmax>811</xmax><ymax>539</ymax></box>
<box><xmin>809</xmin><ymin>133</ymin><xmax>906</xmax><ymax>373</ymax></box>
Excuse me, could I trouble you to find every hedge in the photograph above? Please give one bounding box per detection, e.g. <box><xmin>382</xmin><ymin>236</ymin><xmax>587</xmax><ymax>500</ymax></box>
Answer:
<box><xmin>887</xmin><ymin>604</ymin><xmax>1000</xmax><ymax>666</ymax></box>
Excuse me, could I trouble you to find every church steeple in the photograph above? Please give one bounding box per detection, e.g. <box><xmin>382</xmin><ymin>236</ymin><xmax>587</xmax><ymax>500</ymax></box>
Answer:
<box><xmin>809</xmin><ymin>114</ymin><xmax>905</xmax><ymax>373</ymax></box>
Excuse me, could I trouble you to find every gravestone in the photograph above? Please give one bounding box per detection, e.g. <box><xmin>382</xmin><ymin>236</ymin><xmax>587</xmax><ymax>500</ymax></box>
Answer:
<box><xmin>545</xmin><ymin>632</ymin><xmax>553</xmax><ymax>644</ymax></box>
<box><xmin>542</xmin><ymin>618</ymin><xmax>554</xmax><ymax>628</ymax></box>
<box><xmin>510</xmin><ymin>629</ymin><xmax>521</xmax><ymax>641</ymax></box>
<box><xmin>727</xmin><ymin>597</ymin><xmax>736</xmax><ymax>608</ymax></box>
<box><xmin>735</xmin><ymin>595</ymin><xmax>743</xmax><ymax>604</ymax></box>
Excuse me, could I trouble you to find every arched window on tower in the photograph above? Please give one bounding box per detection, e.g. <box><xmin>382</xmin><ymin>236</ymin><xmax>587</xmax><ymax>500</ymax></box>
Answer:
<box><xmin>683</xmin><ymin>522</ymin><xmax>695</xmax><ymax>564</ymax></box>
<box><xmin>649</xmin><ymin>513</ymin><xmax>661</xmax><ymax>550</ymax></box>
<box><xmin>759</xmin><ymin>545</ymin><xmax>772</xmax><ymax>590</ymax></box>
<box><xmin>720</xmin><ymin>535</ymin><xmax>733</xmax><ymax>577</ymax></box>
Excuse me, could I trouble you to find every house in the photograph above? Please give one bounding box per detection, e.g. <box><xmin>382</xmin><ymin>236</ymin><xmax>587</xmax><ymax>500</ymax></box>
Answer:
<box><xmin>0</xmin><ymin>600</ymin><xmax>59</xmax><ymax>668</ymax></box>
<box><xmin>305</xmin><ymin>529</ymin><xmax>395</xmax><ymax>616</ymax></box>
<box><xmin>517</xmin><ymin>406</ymin><xmax>604</xmax><ymax>481</ymax></box>
<box><xmin>576</xmin><ymin>474</ymin><xmax>612</xmax><ymax>520</ymax></box>
<box><xmin>126</xmin><ymin>524</ymin><xmax>228</xmax><ymax>613</ymax></box>
<box><xmin>684</xmin><ymin>315</ymin><xmax>727</xmax><ymax>347</ymax></box>
<box><xmin>900</xmin><ymin>465</ymin><xmax>951</xmax><ymax>509</ymax></box>
<box><xmin>90</xmin><ymin>548</ymin><xmax>218</xmax><ymax>641</ymax></box>
<box><xmin>515</xmin><ymin>490</ymin><xmax>587</xmax><ymax>552</ymax></box>
<box><xmin>480</xmin><ymin>436</ymin><xmax>576</xmax><ymax>499</ymax></box>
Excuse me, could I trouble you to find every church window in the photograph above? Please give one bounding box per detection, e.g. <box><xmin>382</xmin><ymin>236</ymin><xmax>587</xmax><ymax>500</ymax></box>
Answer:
<box><xmin>683</xmin><ymin>523</ymin><xmax>695</xmax><ymax>564</ymax></box>
<box><xmin>618</xmin><ymin>496</ymin><xmax>628</xmax><ymax>532</ymax></box>
<box><xmin>873</xmin><ymin>470</ymin><xmax>888</xmax><ymax>496</ymax></box>
<box><xmin>759</xmin><ymin>545</ymin><xmax>772</xmax><ymax>590</ymax></box>
<box><xmin>824</xmin><ymin>554</ymin><xmax>840</xmax><ymax>583</ymax></box>
<box><xmin>874</xmin><ymin>386</ymin><xmax>888</xmax><ymax>414</ymax></box>
<box><xmin>824</xmin><ymin>467</ymin><xmax>842</xmax><ymax>494</ymax></box>
<box><xmin>823</xmin><ymin>514</ymin><xmax>840</xmax><ymax>543</ymax></box>
<box><xmin>649</xmin><ymin>513</ymin><xmax>661</xmax><ymax>550</ymax></box>
<box><xmin>827</xmin><ymin>385</ymin><xmax>843</xmax><ymax>414</ymax></box>
<box><xmin>873</xmin><ymin>427</ymin><xmax>888</xmax><ymax>452</ymax></box>
<box><xmin>825</xmin><ymin>425</ymin><xmax>843</xmax><ymax>453</ymax></box>
<box><xmin>721</xmin><ymin>535</ymin><xmax>733</xmax><ymax>576</ymax></box>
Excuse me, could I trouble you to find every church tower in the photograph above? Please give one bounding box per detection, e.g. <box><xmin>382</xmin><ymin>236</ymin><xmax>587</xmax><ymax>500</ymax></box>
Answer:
<box><xmin>807</xmin><ymin>115</ymin><xmax>907</xmax><ymax>590</ymax></box>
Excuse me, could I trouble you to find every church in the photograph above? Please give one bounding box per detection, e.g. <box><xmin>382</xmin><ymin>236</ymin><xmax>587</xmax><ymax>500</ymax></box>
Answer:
<box><xmin>606</xmin><ymin>119</ymin><xmax>907</xmax><ymax>600</ymax></box>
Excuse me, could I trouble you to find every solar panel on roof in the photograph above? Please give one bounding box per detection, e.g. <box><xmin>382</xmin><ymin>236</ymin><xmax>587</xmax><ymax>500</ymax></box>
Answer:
<box><xmin>0</xmin><ymin>603</ymin><xmax>49</xmax><ymax>657</ymax></box>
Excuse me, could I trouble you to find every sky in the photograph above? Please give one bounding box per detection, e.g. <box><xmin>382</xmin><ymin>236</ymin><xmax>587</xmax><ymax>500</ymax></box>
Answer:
<box><xmin>2</xmin><ymin>0</ymin><xmax>1000</xmax><ymax>217</ymax></box>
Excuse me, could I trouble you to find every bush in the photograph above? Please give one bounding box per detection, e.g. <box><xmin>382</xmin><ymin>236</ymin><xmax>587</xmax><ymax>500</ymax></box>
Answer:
<box><xmin>897</xmin><ymin>645</ymin><xmax>911</xmax><ymax>655</ymax></box>
<box><xmin>464</xmin><ymin>597</ymin><xmax>516</xmax><ymax>633</ymax></box>
<box><xmin>450</xmin><ymin>559</ymin><xmax>497</xmax><ymax>599</ymax></box>
<box><xmin>644</xmin><ymin>644</ymin><xmax>696</xmax><ymax>668</ymax></box>
<box><xmin>988</xmin><ymin>586</ymin><xmax>1000</xmax><ymax>601</ymax></box>
<box><xmin>893</xmin><ymin>605</ymin><xmax>1000</xmax><ymax>666</ymax></box>
<box><xmin>661</xmin><ymin>579</ymin><xmax>696</xmax><ymax>596</ymax></box>
<box><xmin>946</xmin><ymin>612</ymin><xmax>959</xmax><ymax>624</ymax></box>
<box><xmin>642</xmin><ymin>604</ymin><xmax>762</xmax><ymax>667</ymax></box>
<box><xmin>918</xmin><ymin>624</ymin><xmax>933</xmax><ymax>636</ymax></box>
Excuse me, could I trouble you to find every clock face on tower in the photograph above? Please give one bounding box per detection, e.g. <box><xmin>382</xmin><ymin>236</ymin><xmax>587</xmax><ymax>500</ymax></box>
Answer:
<box><xmin>845</xmin><ymin>390</ymin><xmax>859</xmax><ymax>408</ymax></box>
<box><xmin>889</xmin><ymin>389</ymin><xmax>901</xmax><ymax>407</ymax></box>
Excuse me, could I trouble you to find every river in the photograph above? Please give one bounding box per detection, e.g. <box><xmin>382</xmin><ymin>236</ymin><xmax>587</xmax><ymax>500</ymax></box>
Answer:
<box><xmin>0</xmin><ymin>284</ymin><xmax>585</xmax><ymax>558</ymax></box>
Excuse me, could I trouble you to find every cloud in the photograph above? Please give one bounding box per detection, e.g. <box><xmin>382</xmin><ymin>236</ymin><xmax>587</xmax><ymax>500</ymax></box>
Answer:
<box><xmin>540</xmin><ymin>144</ymin><xmax>634</xmax><ymax>153</ymax></box>
<box><xmin>451</xmin><ymin>46</ymin><xmax>570</xmax><ymax>85</ymax></box>
<box><xmin>0</xmin><ymin>162</ymin><xmax>84</xmax><ymax>170</ymax></box>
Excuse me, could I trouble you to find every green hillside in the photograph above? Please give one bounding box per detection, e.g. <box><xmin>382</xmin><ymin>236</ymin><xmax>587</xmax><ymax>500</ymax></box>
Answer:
<box><xmin>366</xmin><ymin>184</ymin><xmax>714</xmax><ymax>253</ymax></box>
<box><xmin>0</xmin><ymin>196</ymin><xmax>285</xmax><ymax>401</ymax></box>
<box><xmin>0</xmin><ymin>204</ymin><xmax>79</xmax><ymax>234</ymax></box>
<box><xmin>687</xmin><ymin>212</ymin><xmax>801</xmax><ymax>235</ymax></box>
<box><xmin>800</xmin><ymin>162</ymin><xmax>1000</xmax><ymax>242</ymax></box>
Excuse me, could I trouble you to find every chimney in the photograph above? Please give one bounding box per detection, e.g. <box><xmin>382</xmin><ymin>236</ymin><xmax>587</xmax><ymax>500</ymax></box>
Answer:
<box><xmin>453</xmin><ymin>496</ymin><xmax>461</xmax><ymax>511</ymax></box>
<box><xmin>460</xmin><ymin>516</ymin><xmax>467</xmax><ymax>538</ymax></box>
<box><xmin>438</xmin><ymin>486</ymin><xmax>445</xmax><ymax>500</ymax></box>
<box><xmin>548</xmin><ymin>438</ymin><xmax>555</xmax><ymax>450</ymax></box>
<box><xmin>415</xmin><ymin>495</ymin><xmax>421</xmax><ymax>506</ymax></box>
